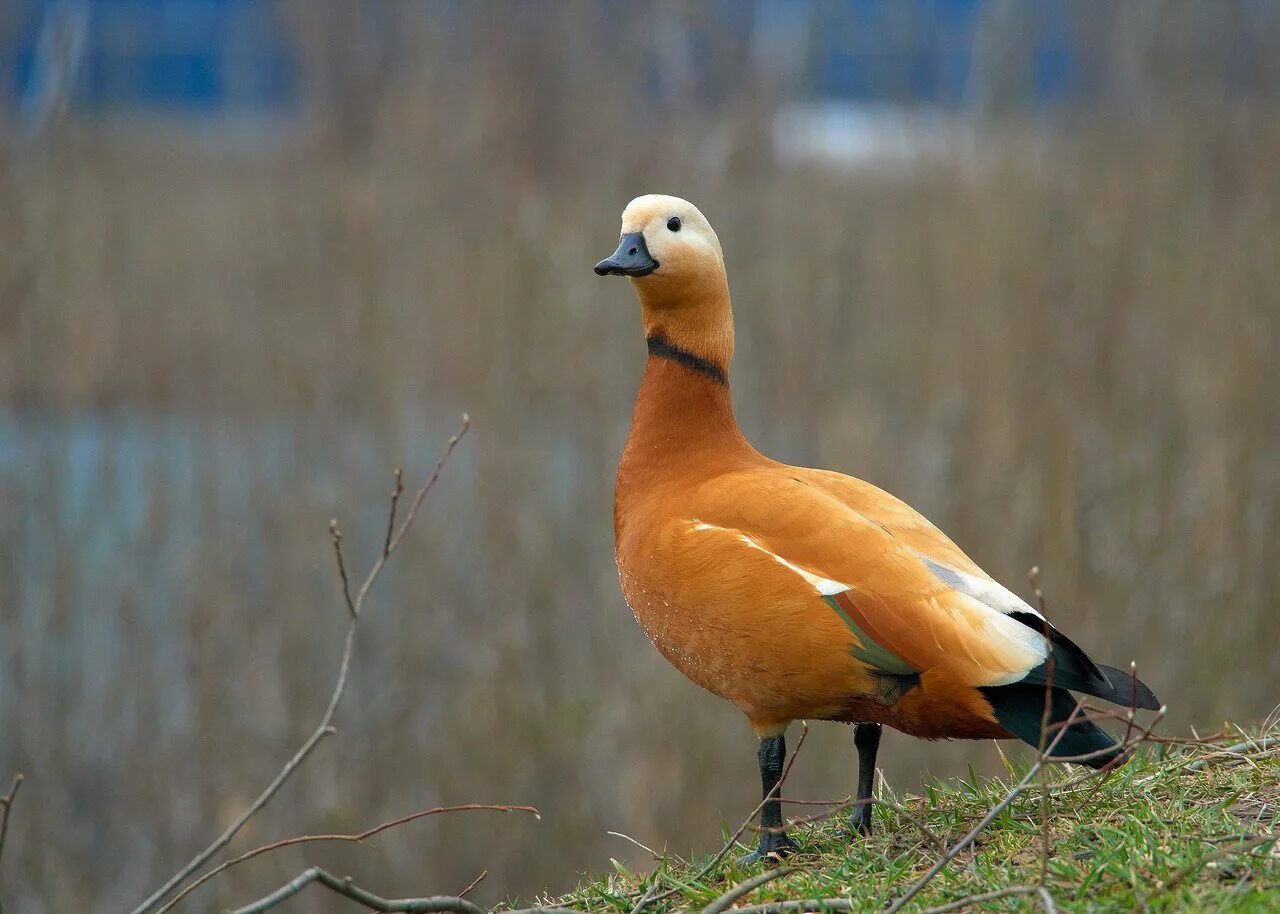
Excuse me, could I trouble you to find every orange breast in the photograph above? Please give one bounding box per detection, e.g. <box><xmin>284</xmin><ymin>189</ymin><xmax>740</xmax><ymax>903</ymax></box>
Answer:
<box><xmin>616</xmin><ymin>514</ymin><xmax>879</xmax><ymax>736</ymax></box>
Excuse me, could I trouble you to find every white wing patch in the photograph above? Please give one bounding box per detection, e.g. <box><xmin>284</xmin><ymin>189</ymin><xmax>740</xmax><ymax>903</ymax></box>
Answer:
<box><xmin>954</xmin><ymin>593</ymin><xmax>1050</xmax><ymax>683</ymax></box>
<box><xmin>917</xmin><ymin>553</ymin><xmax>1043</xmax><ymax>620</ymax></box>
<box><xmin>689</xmin><ymin>521</ymin><xmax>851</xmax><ymax>596</ymax></box>
<box><xmin>918</xmin><ymin>553</ymin><xmax>1049</xmax><ymax>682</ymax></box>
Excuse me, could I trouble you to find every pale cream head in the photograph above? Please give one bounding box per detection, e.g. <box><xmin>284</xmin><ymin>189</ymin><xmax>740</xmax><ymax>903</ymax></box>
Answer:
<box><xmin>620</xmin><ymin>194</ymin><xmax>724</xmax><ymax>278</ymax></box>
<box><xmin>595</xmin><ymin>194</ymin><xmax>735</xmax><ymax>372</ymax></box>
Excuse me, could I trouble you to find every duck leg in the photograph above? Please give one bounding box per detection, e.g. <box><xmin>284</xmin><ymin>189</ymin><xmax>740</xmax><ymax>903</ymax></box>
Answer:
<box><xmin>738</xmin><ymin>734</ymin><xmax>798</xmax><ymax>864</ymax></box>
<box><xmin>849</xmin><ymin>723</ymin><xmax>881</xmax><ymax>835</ymax></box>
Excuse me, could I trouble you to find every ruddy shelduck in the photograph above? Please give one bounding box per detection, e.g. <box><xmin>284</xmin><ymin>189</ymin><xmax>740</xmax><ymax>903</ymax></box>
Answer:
<box><xmin>595</xmin><ymin>194</ymin><xmax>1160</xmax><ymax>862</ymax></box>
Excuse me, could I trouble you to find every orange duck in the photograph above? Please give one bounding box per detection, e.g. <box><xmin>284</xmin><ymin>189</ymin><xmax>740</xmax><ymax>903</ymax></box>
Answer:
<box><xmin>595</xmin><ymin>194</ymin><xmax>1160</xmax><ymax>862</ymax></box>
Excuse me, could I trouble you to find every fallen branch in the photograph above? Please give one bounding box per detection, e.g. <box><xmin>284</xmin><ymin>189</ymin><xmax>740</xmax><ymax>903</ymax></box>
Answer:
<box><xmin>1183</xmin><ymin>736</ymin><xmax>1280</xmax><ymax>772</ymax></box>
<box><xmin>701</xmin><ymin>867</ymin><xmax>792</xmax><ymax>914</ymax></box>
<box><xmin>156</xmin><ymin>802</ymin><xmax>536</xmax><ymax>913</ymax></box>
<box><xmin>706</xmin><ymin>899</ymin><xmax>853</xmax><ymax>914</ymax></box>
<box><xmin>132</xmin><ymin>416</ymin><xmax>471</xmax><ymax>914</ymax></box>
<box><xmin>229</xmin><ymin>867</ymin><xmax>487</xmax><ymax>914</ymax></box>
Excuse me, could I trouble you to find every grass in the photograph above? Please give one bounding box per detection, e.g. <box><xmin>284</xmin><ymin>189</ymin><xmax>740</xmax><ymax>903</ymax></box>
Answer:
<box><xmin>537</xmin><ymin>724</ymin><xmax>1279</xmax><ymax>914</ymax></box>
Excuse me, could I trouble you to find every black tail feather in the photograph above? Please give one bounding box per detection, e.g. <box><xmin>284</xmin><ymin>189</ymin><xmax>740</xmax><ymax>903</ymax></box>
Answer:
<box><xmin>981</xmin><ymin>683</ymin><xmax>1127</xmax><ymax>770</ymax></box>
<box><xmin>1093</xmin><ymin>663</ymin><xmax>1162</xmax><ymax>711</ymax></box>
<box><xmin>1007</xmin><ymin>611</ymin><xmax>1161</xmax><ymax>712</ymax></box>
<box><xmin>1020</xmin><ymin>658</ymin><xmax>1161</xmax><ymax>712</ymax></box>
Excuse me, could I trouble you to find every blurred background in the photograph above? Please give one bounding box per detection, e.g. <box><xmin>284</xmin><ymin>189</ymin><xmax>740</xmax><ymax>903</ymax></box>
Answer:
<box><xmin>1</xmin><ymin>0</ymin><xmax>1279</xmax><ymax>910</ymax></box>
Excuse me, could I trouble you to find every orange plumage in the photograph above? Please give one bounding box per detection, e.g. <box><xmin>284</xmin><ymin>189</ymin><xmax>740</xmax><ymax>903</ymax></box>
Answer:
<box><xmin>596</xmin><ymin>194</ymin><xmax>1159</xmax><ymax>858</ymax></box>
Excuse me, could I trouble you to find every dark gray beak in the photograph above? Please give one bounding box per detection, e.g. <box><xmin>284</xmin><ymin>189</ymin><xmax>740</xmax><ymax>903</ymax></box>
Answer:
<box><xmin>594</xmin><ymin>232</ymin><xmax>659</xmax><ymax>277</ymax></box>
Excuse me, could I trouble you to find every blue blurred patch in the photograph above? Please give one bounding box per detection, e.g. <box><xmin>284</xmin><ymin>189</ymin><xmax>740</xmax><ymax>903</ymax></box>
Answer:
<box><xmin>11</xmin><ymin>0</ymin><xmax>296</xmax><ymax>117</ymax></box>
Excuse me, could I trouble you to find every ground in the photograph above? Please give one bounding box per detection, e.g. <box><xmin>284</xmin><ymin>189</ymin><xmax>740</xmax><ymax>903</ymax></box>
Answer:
<box><xmin>530</xmin><ymin>724</ymin><xmax>1279</xmax><ymax>913</ymax></box>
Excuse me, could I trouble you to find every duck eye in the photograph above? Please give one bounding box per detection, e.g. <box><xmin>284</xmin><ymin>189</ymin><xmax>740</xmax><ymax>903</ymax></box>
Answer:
<box><xmin>667</xmin><ymin>216</ymin><xmax>682</xmax><ymax>232</ymax></box>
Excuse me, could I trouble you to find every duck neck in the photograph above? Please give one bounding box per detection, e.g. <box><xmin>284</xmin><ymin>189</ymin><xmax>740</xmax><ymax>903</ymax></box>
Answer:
<box><xmin>617</xmin><ymin>278</ymin><xmax>757</xmax><ymax>524</ymax></box>
<box><xmin>636</xmin><ymin>268</ymin><xmax>735</xmax><ymax>374</ymax></box>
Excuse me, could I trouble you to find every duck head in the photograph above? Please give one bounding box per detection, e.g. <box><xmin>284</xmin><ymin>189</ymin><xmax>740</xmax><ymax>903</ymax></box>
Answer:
<box><xmin>595</xmin><ymin>194</ymin><xmax>734</xmax><ymax>375</ymax></box>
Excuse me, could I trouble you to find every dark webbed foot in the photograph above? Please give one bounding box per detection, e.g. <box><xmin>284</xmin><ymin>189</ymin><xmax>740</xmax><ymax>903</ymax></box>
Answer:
<box><xmin>847</xmin><ymin>800</ymin><xmax>873</xmax><ymax>836</ymax></box>
<box><xmin>737</xmin><ymin>831</ymin><xmax>798</xmax><ymax>866</ymax></box>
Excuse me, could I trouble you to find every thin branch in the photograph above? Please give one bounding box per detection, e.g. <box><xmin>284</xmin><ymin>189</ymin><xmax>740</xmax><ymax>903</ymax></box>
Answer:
<box><xmin>1184</xmin><ymin>736</ymin><xmax>1280</xmax><ymax>772</ymax></box>
<box><xmin>701</xmin><ymin>867</ymin><xmax>792</xmax><ymax>914</ymax></box>
<box><xmin>884</xmin><ymin>704</ymin><xmax>1083</xmax><ymax>914</ymax></box>
<box><xmin>697</xmin><ymin>884</ymin><xmax>1059</xmax><ymax>914</ymax></box>
<box><xmin>1037</xmin><ymin>886</ymin><xmax>1059</xmax><ymax>914</ymax></box>
<box><xmin>633</xmin><ymin>723</ymin><xmax>810</xmax><ymax>914</ymax></box>
<box><xmin>331</xmin><ymin>520</ymin><xmax>357</xmax><ymax>619</ymax></box>
<box><xmin>156</xmin><ymin>804</ymin><xmax>537</xmax><ymax>914</ymax></box>
<box><xmin>607</xmin><ymin>830</ymin><xmax>666</xmax><ymax>862</ymax></box>
<box><xmin>132</xmin><ymin>416</ymin><xmax>471</xmax><ymax>914</ymax></box>
<box><xmin>627</xmin><ymin>881</ymin><xmax>663</xmax><ymax>914</ymax></box>
<box><xmin>383</xmin><ymin>467</ymin><xmax>405</xmax><ymax>558</ymax></box>
<box><xmin>229</xmin><ymin>867</ymin><xmax>486</xmax><ymax>914</ymax></box>
<box><xmin>708</xmin><ymin>899</ymin><xmax>853</xmax><ymax>914</ymax></box>
<box><xmin>456</xmin><ymin>870</ymin><xmax>488</xmax><ymax>899</ymax></box>
<box><xmin>0</xmin><ymin>773</ymin><xmax>23</xmax><ymax>869</ymax></box>
<box><xmin>753</xmin><ymin>796</ymin><xmax>945</xmax><ymax>856</ymax></box>
<box><xmin>1027</xmin><ymin>566</ymin><xmax>1055</xmax><ymax>892</ymax></box>
<box><xmin>383</xmin><ymin>415</ymin><xmax>470</xmax><ymax>560</ymax></box>
<box><xmin>911</xmin><ymin>885</ymin><xmax>1040</xmax><ymax>914</ymax></box>
<box><xmin>1158</xmin><ymin>835</ymin><xmax>1279</xmax><ymax>894</ymax></box>
<box><xmin>1121</xmin><ymin>661</ymin><xmax>1139</xmax><ymax>747</ymax></box>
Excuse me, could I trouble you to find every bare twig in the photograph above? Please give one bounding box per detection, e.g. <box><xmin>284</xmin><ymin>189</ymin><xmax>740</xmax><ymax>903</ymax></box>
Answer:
<box><xmin>696</xmin><ymin>884</ymin><xmax>1058</xmax><ymax>914</ymax></box>
<box><xmin>1027</xmin><ymin>566</ymin><xmax>1055</xmax><ymax>890</ymax></box>
<box><xmin>708</xmin><ymin>899</ymin><xmax>853</xmax><ymax>914</ymax></box>
<box><xmin>1158</xmin><ymin>834</ymin><xmax>1279</xmax><ymax>894</ymax></box>
<box><xmin>0</xmin><ymin>773</ymin><xmax>23</xmax><ymax>869</ymax></box>
<box><xmin>155</xmin><ymin>803</ymin><xmax>537</xmax><ymax>914</ymax></box>
<box><xmin>627</xmin><ymin>883</ymin><xmax>663</xmax><ymax>914</ymax></box>
<box><xmin>330</xmin><ymin>519</ymin><xmax>357</xmax><ymax>618</ymax></box>
<box><xmin>132</xmin><ymin>416</ymin><xmax>471</xmax><ymax>914</ymax></box>
<box><xmin>229</xmin><ymin>867</ymin><xmax>486</xmax><ymax>914</ymax></box>
<box><xmin>633</xmin><ymin>723</ymin><xmax>810</xmax><ymax>914</ymax></box>
<box><xmin>1121</xmin><ymin>661</ymin><xmax>1139</xmax><ymax>746</ymax></box>
<box><xmin>1037</xmin><ymin>886</ymin><xmax>1059</xmax><ymax>914</ymax></box>
<box><xmin>884</xmin><ymin>699</ymin><xmax>1172</xmax><ymax>914</ymax></box>
<box><xmin>384</xmin><ymin>417</ymin><xmax>470</xmax><ymax>559</ymax></box>
<box><xmin>912</xmin><ymin>884</ymin><xmax>1040</xmax><ymax>914</ymax></box>
<box><xmin>383</xmin><ymin>467</ymin><xmax>405</xmax><ymax>558</ymax></box>
<box><xmin>701</xmin><ymin>867</ymin><xmax>792</xmax><ymax>914</ymax></box>
<box><xmin>456</xmin><ymin>870</ymin><xmax>488</xmax><ymax>899</ymax></box>
<box><xmin>1184</xmin><ymin>737</ymin><xmax>1280</xmax><ymax>772</ymax></box>
<box><xmin>884</xmin><ymin>704</ymin><xmax>1083</xmax><ymax>914</ymax></box>
<box><xmin>607</xmin><ymin>830</ymin><xmax>666</xmax><ymax>862</ymax></box>
<box><xmin>753</xmin><ymin>796</ymin><xmax>945</xmax><ymax>856</ymax></box>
